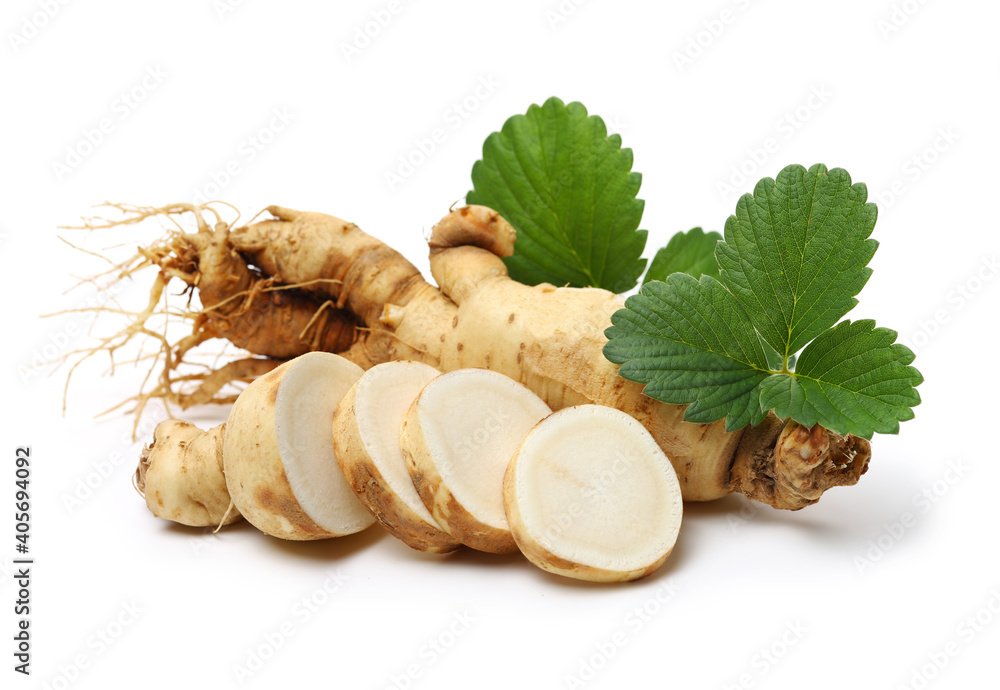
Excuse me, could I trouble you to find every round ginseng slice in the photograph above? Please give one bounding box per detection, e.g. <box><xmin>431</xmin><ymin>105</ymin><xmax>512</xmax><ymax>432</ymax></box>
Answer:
<box><xmin>504</xmin><ymin>405</ymin><xmax>683</xmax><ymax>582</ymax></box>
<box><xmin>333</xmin><ymin>361</ymin><xmax>461</xmax><ymax>553</ymax></box>
<box><xmin>400</xmin><ymin>368</ymin><xmax>552</xmax><ymax>554</ymax></box>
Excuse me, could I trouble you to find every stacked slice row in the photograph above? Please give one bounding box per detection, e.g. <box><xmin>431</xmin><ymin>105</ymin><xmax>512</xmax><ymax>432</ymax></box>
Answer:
<box><xmin>137</xmin><ymin>353</ymin><xmax>683</xmax><ymax>583</ymax></box>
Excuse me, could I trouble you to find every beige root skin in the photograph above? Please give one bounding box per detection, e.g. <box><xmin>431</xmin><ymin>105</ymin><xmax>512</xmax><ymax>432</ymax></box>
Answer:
<box><xmin>167</xmin><ymin>358</ymin><xmax>284</xmax><ymax>409</ymax></box>
<box><xmin>398</xmin><ymin>368</ymin><xmax>552</xmax><ymax>555</ymax></box>
<box><xmin>224</xmin><ymin>204</ymin><xmax>871</xmax><ymax>509</ymax></box>
<box><xmin>333</xmin><ymin>366</ymin><xmax>462</xmax><ymax>554</ymax></box>
<box><xmin>115</xmin><ymin>203</ymin><xmax>872</xmax><ymax>511</ymax></box>
<box><xmin>230</xmin><ymin>206</ymin><xmax>428</xmax><ymax>327</ymax></box>
<box><xmin>400</xmin><ymin>405</ymin><xmax>519</xmax><ymax>555</ymax></box>
<box><xmin>223</xmin><ymin>353</ymin><xmax>373</xmax><ymax>541</ymax></box>
<box><xmin>223</xmin><ymin>363</ymin><xmax>333</xmax><ymax>540</ymax></box>
<box><xmin>136</xmin><ymin>353</ymin><xmax>376</xmax><ymax>537</ymax></box>
<box><xmin>61</xmin><ymin>203</ymin><xmax>358</xmax><ymax>426</ymax></box>
<box><xmin>729</xmin><ymin>418</ymin><xmax>872</xmax><ymax>511</ymax></box>
<box><xmin>403</xmin><ymin>209</ymin><xmax>743</xmax><ymax>501</ymax></box>
<box><xmin>503</xmin><ymin>475</ymin><xmax>670</xmax><ymax>583</ymax></box>
<box><xmin>136</xmin><ymin>420</ymin><xmax>241</xmax><ymax>527</ymax></box>
<box><xmin>425</xmin><ymin>266</ymin><xmax>743</xmax><ymax>497</ymax></box>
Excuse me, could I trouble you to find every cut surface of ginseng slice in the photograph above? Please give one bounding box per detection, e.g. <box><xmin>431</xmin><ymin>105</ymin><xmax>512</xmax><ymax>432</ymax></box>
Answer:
<box><xmin>504</xmin><ymin>405</ymin><xmax>683</xmax><ymax>582</ymax></box>
<box><xmin>401</xmin><ymin>368</ymin><xmax>552</xmax><ymax>554</ymax></box>
<box><xmin>223</xmin><ymin>352</ymin><xmax>375</xmax><ymax>540</ymax></box>
<box><xmin>333</xmin><ymin>361</ymin><xmax>461</xmax><ymax>553</ymax></box>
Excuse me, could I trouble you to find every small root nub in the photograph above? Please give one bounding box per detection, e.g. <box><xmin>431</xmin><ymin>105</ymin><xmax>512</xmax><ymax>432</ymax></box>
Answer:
<box><xmin>729</xmin><ymin>418</ymin><xmax>872</xmax><ymax>510</ymax></box>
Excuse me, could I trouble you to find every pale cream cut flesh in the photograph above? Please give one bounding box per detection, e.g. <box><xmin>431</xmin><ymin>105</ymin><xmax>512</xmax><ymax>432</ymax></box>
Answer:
<box><xmin>224</xmin><ymin>352</ymin><xmax>375</xmax><ymax>540</ymax></box>
<box><xmin>504</xmin><ymin>405</ymin><xmax>683</xmax><ymax>582</ymax></box>
<box><xmin>401</xmin><ymin>368</ymin><xmax>552</xmax><ymax>553</ymax></box>
<box><xmin>276</xmin><ymin>354</ymin><xmax>374</xmax><ymax>534</ymax></box>
<box><xmin>333</xmin><ymin>361</ymin><xmax>461</xmax><ymax>552</ymax></box>
<box><xmin>352</xmin><ymin>362</ymin><xmax>441</xmax><ymax>525</ymax></box>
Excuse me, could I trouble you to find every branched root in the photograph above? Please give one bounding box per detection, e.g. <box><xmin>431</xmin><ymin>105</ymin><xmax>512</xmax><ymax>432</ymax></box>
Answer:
<box><xmin>52</xmin><ymin>202</ymin><xmax>359</xmax><ymax>437</ymax></box>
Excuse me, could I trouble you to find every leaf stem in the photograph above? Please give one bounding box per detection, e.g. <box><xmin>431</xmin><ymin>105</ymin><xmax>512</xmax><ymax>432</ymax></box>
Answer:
<box><xmin>780</xmin><ymin>354</ymin><xmax>792</xmax><ymax>376</ymax></box>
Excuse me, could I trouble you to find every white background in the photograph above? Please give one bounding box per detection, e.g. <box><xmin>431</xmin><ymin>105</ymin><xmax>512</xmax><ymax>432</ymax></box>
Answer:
<box><xmin>2</xmin><ymin>1</ymin><xmax>998</xmax><ymax>688</ymax></box>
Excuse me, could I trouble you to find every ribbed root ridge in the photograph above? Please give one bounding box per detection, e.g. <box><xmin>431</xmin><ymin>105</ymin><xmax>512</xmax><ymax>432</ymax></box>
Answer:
<box><xmin>729</xmin><ymin>418</ymin><xmax>871</xmax><ymax>510</ymax></box>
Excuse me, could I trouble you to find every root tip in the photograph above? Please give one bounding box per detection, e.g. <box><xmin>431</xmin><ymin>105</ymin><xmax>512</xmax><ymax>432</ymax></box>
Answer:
<box><xmin>730</xmin><ymin>418</ymin><xmax>872</xmax><ymax>510</ymax></box>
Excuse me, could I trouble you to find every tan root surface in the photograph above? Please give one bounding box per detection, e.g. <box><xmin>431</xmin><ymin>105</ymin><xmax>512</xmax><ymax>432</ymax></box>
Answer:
<box><xmin>56</xmin><ymin>203</ymin><xmax>359</xmax><ymax>436</ymax></box>
<box><xmin>729</xmin><ymin>418</ymin><xmax>872</xmax><ymax>510</ymax></box>
<box><xmin>70</xmin><ymin>202</ymin><xmax>874</xmax><ymax>510</ymax></box>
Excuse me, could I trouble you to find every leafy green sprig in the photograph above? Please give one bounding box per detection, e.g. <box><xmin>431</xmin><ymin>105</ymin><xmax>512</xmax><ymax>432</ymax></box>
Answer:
<box><xmin>467</xmin><ymin>97</ymin><xmax>647</xmax><ymax>293</ymax></box>
<box><xmin>604</xmin><ymin>164</ymin><xmax>921</xmax><ymax>438</ymax></box>
<box><xmin>468</xmin><ymin>99</ymin><xmax>921</xmax><ymax>438</ymax></box>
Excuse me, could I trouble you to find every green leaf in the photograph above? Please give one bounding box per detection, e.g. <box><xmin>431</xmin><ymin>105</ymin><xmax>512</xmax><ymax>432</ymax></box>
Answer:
<box><xmin>716</xmin><ymin>163</ymin><xmax>878</xmax><ymax>361</ymax></box>
<box><xmin>758</xmin><ymin>320</ymin><xmax>923</xmax><ymax>438</ymax></box>
<box><xmin>643</xmin><ymin>228</ymin><xmax>721</xmax><ymax>284</ymax></box>
<box><xmin>760</xmin><ymin>336</ymin><xmax>785</xmax><ymax>372</ymax></box>
<box><xmin>604</xmin><ymin>274</ymin><xmax>772</xmax><ymax>432</ymax></box>
<box><xmin>467</xmin><ymin>97</ymin><xmax>647</xmax><ymax>293</ymax></box>
<box><xmin>604</xmin><ymin>163</ymin><xmax>923</xmax><ymax>438</ymax></box>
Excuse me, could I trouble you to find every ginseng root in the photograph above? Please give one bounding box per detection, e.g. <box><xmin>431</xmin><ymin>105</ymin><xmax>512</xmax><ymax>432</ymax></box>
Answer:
<box><xmin>112</xmin><ymin>203</ymin><xmax>869</xmax><ymax>510</ymax></box>
<box><xmin>60</xmin><ymin>203</ymin><xmax>359</xmax><ymax>429</ymax></box>
<box><xmin>135</xmin><ymin>420</ymin><xmax>240</xmax><ymax>528</ymax></box>
<box><xmin>136</xmin><ymin>352</ymin><xmax>375</xmax><ymax>541</ymax></box>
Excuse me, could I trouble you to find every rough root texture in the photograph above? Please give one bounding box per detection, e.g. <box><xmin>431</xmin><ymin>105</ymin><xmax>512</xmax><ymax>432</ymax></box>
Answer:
<box><xmin>60</xmin><ymin>203</ymin><xmax>358</xmax><ymax>435</ymax></box>
<box><xmin>729</xmin><ymin>418</ymin><xmax>871</xmax><ymax>510</ymax></box>
<box><xmin>136</xmin><ymin>420</ymin><xmax>241</xmax><ymax>527</ymax></box>
<box><xmin>80</xmin><ymin>202</ymin><xmax>875</xmax><ymax>510</ymax></box>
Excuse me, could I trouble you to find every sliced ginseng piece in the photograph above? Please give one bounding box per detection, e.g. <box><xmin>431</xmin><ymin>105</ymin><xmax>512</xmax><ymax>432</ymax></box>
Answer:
<box><xmin>223</xmin><ymin>352</ymin><xmax>375</xmax><ymax>540</ymax></box>
<box><xmin>333</xmin><ymin>361</ymin><xmax>461</xmax><ymax>553</ymax></box>
<box><xmin>401</xmin><ymin>368</ymin><xmax>552</xmax><ymax>554</ymax></box>
<box><xmin>504</xmin><ymin>405</ymin><xmax>683</xmax><ymax>582</ymax></box>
